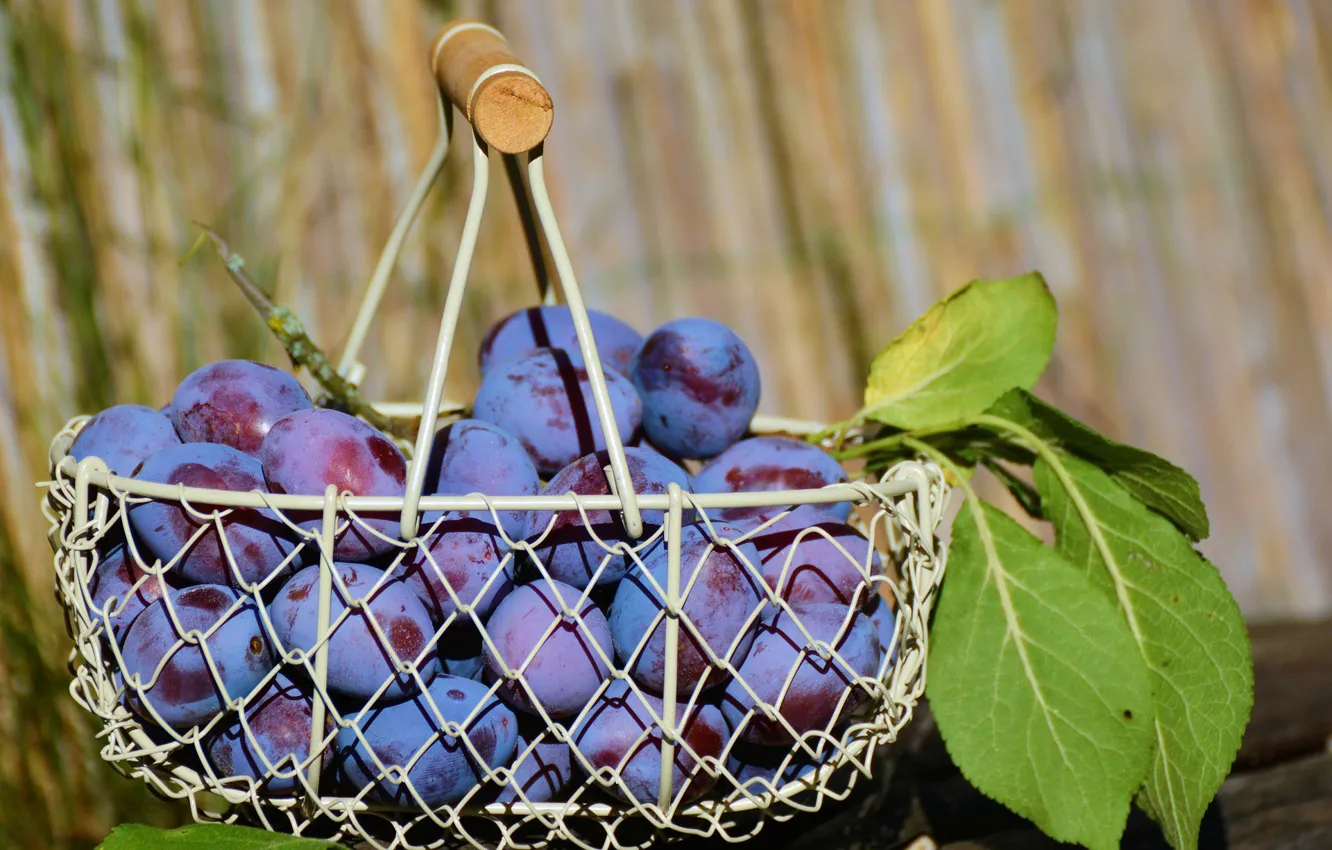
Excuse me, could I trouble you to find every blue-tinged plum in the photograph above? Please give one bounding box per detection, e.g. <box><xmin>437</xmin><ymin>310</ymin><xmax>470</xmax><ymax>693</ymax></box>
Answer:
<box><xmin>130</xmin><ymin>443</ymin><xmax>301</xmax><ymax>586</ymax></box>
<box><xmin>337</xmin><ymin>675</ymin><xmax>518</xmax><ymax>806</ymax></box>
<box><xmin>122</xmin><ymin>584</ymin><xmax>272</xmax><ymax>728</ymax></box>
<box><xmin>260</xmin><ymin>408</ymin><xmax>407</xmax><ymax>561</ymax></box>
<box><xmin>572</xmin><ymin>679</ymin><xmax>726</xmax><ymax>805</ymax></box>
<box><xmin>865</xmin><ymin>592</ymin><xmax>897</xmax><ymax>662</ymax></box>
<box><xmin>530</xmin><ymin>448</ymin><xmax>693</xmax><ymax>589</ymax></box>
<box><xmin>691</xmin><ymin>436</ymin><xmax>850</xmax><ymax>523</ymax></box>
<box><xmin>724</xmin><ymin>746</ymin><xmax>824</xmax><ymax>797</ymax></box>
<box><xmin>482</xmin><ymin>579</ymin><xmax>613</xmax><ymax>718</ymax></box>
<box><xmin>88</xmin><ymin>545</ymin><xmax>171</xmax><ymax>642</ymax></box>
<box><xmin>424</xmin><ymin>419</ymin><xmax>539</xmax><ymax>540</ymax></box>
<box><xmin>271</xmin><ymin>562</ymin><xmax>437</xmax><ymax>702</ymax></box>
<box><xmin>610</xmin><ymin>522</ymin><xmax>766</xmax><ymax>697</ymax></box>
<box><xmin>747</xmin><ymin>505</ymin><xmax>879</xmax><ymax>607</ymax></box>
<box><xmin>721</xmin><ymin>603</ymin><xmax>880</xmax><ymax>745</ymax></box>
<box><xmin>479</xmin><ymin>305</ymin><xmax>642</xmax><ymax>378</ymax></box>
<box><xmin>473</xmin><ymin>348</ymin><xmax>642</xmax><ymax>476</ymax></box>
<box><xmin>631</xmin><ymin>317</ymin><xmax>760</xmax><ymax>460</ymax></box>
<box><xmin>206</xmin><ymin>672</ymin><xmax>332</xmax><ymax>794</ymax></box>
<box><xmin>70</xmin><ymin>404</ymin><xmax>181</xmax><ymax>476</ymax></box>
<box><xmin>169</xmin><ymin>360</ymin><xmax>312</xmax><ymax>456</ymax></box>
<box><xmin>402</xmin><ymin>513</ymin><xmax>514</xmax><ymax>623</ymax></box>
<box><xmin>494</xmin><ymin>734</ymin><xmax>572</xmax><ymax>804</ymax></box>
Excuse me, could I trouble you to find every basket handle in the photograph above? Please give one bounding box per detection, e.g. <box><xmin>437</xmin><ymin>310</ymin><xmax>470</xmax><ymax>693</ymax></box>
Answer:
<box><xmin>398</xmin><ymin>21</ymin><xmax>645</xmax><ymax>543</ymax></box>
<box><xmin>431</xmin><ymin>20</ymin><xmax>553</xmax><ymax>155</ymax></box>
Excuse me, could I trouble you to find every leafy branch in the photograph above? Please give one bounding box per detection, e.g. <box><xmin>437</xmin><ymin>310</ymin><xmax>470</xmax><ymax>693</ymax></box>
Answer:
<box><xmin>817</xmin><ymin>275</ymin><xmax>1252</xmax><ymax>850</ymax></box>
<box><xmin>188</xmin><ymin>227</ymin><xmax>417</xmax><ymax>441</ymax></box>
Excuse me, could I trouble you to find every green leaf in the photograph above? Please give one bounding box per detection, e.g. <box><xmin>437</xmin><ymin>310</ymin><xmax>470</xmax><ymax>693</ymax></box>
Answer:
<box><xmin>988</xmin><ymin>389</ymin><xmax>1209</xmax><ymax>540</ymax></box>
<box><xmin>981</xmin><ymin>458</ymin><xmax>1044</xmax><ymax>519</ymax></box>
<box><xmin>99</xmin><ymin>823</ymin><xmax>336</xmax><ymax>850</ymax></box>
<box><xmin>1034</xmin><ymin>456</ymin><xmax>1253</xmax><ymax>850</ymax></box>
<box><xmin>928</xmin><ymin>499</ymin><xmax>1155</xmax><ymax>850</ymax></box>
<box><xmin>862</xmin><ymin>274</ymin><xmax>1056</xmax><ymax>429</ymax></box>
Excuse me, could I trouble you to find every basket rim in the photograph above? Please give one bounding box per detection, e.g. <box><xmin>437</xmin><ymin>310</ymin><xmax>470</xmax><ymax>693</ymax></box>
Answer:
<box><xmin>46</xmin><ymin>412</ymin><xmax>925</xmax><ymax>516</ymax></box>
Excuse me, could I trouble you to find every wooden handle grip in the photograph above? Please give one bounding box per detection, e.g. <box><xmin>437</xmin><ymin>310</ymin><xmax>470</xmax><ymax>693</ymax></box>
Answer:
<box><xmin>430</xmin><ymin>20</ymin><xmax>553</xmax><ymax>154</ymax></box>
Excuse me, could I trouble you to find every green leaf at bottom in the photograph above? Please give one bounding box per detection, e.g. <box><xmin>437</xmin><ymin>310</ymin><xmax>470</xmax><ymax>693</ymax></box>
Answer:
<box><xmin>928</xmin><ymin>500</ymin><xmax>1155</xmax><ymax>850</ymax></box>
<box><xmin>1034</xmin><ymin>456</ymin><xmax>1252</xmax><ymax>850</ymax></box>
<box><xmin>99</xmin><ymin>823</ymin><xmax>335</xmax><ymax>850</ymax></box>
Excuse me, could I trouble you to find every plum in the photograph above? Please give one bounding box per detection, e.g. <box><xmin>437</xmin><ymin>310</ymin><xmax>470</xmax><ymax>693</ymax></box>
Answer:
<box><xmin>494</xmin><ymin>734</ymin><xmax>573</xmax><ymax>804</ymax></box>
<box><xmin>87</xmin><ymin>544</ymin><xmax>170</xmax><ymax>642</ymax></box>
<box><xmin>865</xmin><ymin>592</ymin><xmax>898</xmax><ymax>662</ymax></box>
<box><xmin>130</xmin><ymin>443</ymin><xmax>302</xmax><ymax>586</ymax></box>
<box><xmin>271</xmin><ymin>562</ymin><xmax>438</xmax><ymax>702</ymax></box>
<box><xmin>169</xmin><ymin>360</ymin><xmax>312</xmax><ymax>457</ymax></box>
<box><xmin>337</xmin><ymin>674</ymin><xmax>518</xmax><ymax>806</ymax></box>
<box><xmin>473</xmin><ymin>348</ymin><xmax>642</xmax><ymax>476</ymax></box>
<box><xmin>260</xmin><ymin>408</ymin><xmax>407</xmax><ymax>561</ymax></box>
<box><xmin>530</xmin><ymin>448</ymin><xmax>694</xmax><ymax>589</ymax></box>
<box><xmin>206</xmin><ymin>672</ymin><xmax>332</xmax><ymax>794</ymax></box>
<box><xmin>482</xmin><ymin>579</ymin><xmax>613</xmax><ymax>719</ymax></box>
<box><xmin>609</xmin><ymin>522</ymin><xmax>767</xmax><ymax>697</ymax></box>
<box><xmin>631</xmin><ymin>317</ymin><xmax>760</xmax><ymax>460</ymax></box>
<box><xmin>122</xmin><ymin>584</ymin><xmax>272</xmax><ymax>728</ymax></box>
<box><xmin>747</xmin><ymin>505</ymin><xmax>880</xmax><ymax>607</ymax></box>
<box><xmin>724</xmin><ymin>746</ymin><xmax>824</xmax><ymax>797</ymax></box>
<box><xmin>692</xmin><ymin>436</ymin><xmax>850</xmax><ymax>523</ymax></box>
<box><xmin>402</xmin><ymin>513</ymin><xmax>514</xmax><ymax>623</ymax></box>
<box><xmin>571</xmin><ymin>679</ymin><xmax>726</xmax><ymax>805</ymax></box>
<box><xmin>479</xmin><ymin>305</ymin><xmax>642</xmax><ymax>378</ymax></box>
<box><xmin>721</xmin><ymin>603</ymin><xmax>880</xmax><ymax>745</ymax></box>
<box><xmin>70</xmin><ymin>404</ymin><xmax>181</xmax><ymax>476</ymax></box>
<box><xmin>424</xmin><ymin>419</ymin><xmax>539</xmax><ymax>540</ymax></box>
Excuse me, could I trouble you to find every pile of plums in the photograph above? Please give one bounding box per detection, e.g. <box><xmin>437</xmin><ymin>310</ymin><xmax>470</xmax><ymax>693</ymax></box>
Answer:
<box><xmin>71</xmin><ymin>305</ymin><xmax>898</xmax><ymax>809</ymax></box>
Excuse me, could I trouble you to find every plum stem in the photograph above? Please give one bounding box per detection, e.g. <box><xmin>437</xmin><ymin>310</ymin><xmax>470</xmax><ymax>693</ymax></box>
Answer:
<box><xmin>193</xmin><ymin>225</ymin><xmax>415</xmax><ymax>441</ymax></box>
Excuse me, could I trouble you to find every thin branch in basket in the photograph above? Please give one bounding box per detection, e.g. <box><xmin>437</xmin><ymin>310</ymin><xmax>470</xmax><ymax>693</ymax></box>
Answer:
<box><xmin>191</xmin><ymin>226</ymin><xmax>415</xmax><ymax>441</ymax></box>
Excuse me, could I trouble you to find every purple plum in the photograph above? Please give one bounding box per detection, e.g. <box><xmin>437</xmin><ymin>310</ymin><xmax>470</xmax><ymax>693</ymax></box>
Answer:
<box><xmin>206</xmin><ymin>672</ymin><xmax>333</xmax><ymax>794</ymax></box>
<box><xmin>70</xmin><ymin>404</ymin><xmax>181</xmax><ymax>476</ymax></box>
<box><xmin>530</xmin><ymin>448</ymin><xmax>694</xmax><ymax>589</ymax></box>
<box><xmin>631</xmin><ymin>317</ymin><xmax>760</xmax><ymax>459</ymax></box>
<box><xmin>424</xmin><ymin>419</ymin><xmax>539</xmax><ymax>540</ymax></box>
<box><xmin>130</xmin><ymin>442</ymin><xmax>301</xmax><ymax>586</ymax></box>
<box><xmin>692</xmin><ymin>436</ymin><xmax>850</xmax><ymax>523</ymax></box>
<box><xmin>260</xmin><ymin>408</ymin><xmax>407</xmax><ymax>561</ymax></box>
<box><xmin>494</xmin><ymin>734</ymin><xmax>573</xmax><ymax>804</ymax></box>
<box><xmin>721</xmin><ymin>603</ymin><xmax>880</xmax><ymax>745</ymax></box>
<box><xmin>402</xmin><ymin>513</ymin><xmax>514</xmax><ymax>623</ymax></box>
<box><xmin>337</xmin><ymin>675</ymin><xmax>518</xmax><ymax>806</ymax></box>
<box><xmin>169</xmin><ymin>360</ymin><xmax>312</xmax><ymax>457</ymax></box>
<box><xmin>122</xmin><ymin>584</ymin><xmax>272</xmax><ymax>728</ymax></box>
<box><xmin>472</xmin><ymin>348</ymin><xmax>642</xmax><ymax>475</ymax></box>
<box><xmin>572</xmin><ymin>679</ymin><xmax>726</xmax><ymax>805</ymax></box>
<box><xmin>479</xmin><ymin>305</ymin><xmax>642</xmax><ymax>378</ymax></box>
<box><xmin>271</xmin><ymin>562</ymin><xmax>438</xmax><ymax>702</ymax></box>
<box><xmin>609</xmin><ymin>522</ymin><xmax>767</xmax><ymax>697</ymax></box>
<box><xmin>724</xmin><ymin>746</ymin><xmax>824</xmax><ymax>798</ymax></box>
<box><xmin>87</xmin><ymin>544</ymin><xmax>170</xmax><ymax>642</ymax></box>
<box><xmin>746</xmin><ymin>505</ymin><xmax>880</xmax><ymax>607</ymax></box>
<box><xmin>482</xmin><ymin>579</ymin><xmax>613</xmax><ymax>719</ymax></box>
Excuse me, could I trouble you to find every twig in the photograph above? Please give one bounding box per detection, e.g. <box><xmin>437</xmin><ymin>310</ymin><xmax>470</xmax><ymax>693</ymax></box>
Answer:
<box><xmin>192</xmin><ymin>225</ymin><xmax>415</xmax><ymax>440</ymax></box>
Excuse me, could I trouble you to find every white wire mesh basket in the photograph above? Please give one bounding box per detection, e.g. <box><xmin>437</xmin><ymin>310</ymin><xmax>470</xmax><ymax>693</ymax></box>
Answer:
<box><xmin>42</xmin><ymin>20</ymin><xmax>951</xmax><ymax>850</ymax></box>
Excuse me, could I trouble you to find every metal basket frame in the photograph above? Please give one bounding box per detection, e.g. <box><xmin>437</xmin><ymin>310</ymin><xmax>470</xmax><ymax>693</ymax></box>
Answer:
<box><xmin>41</xmin><ymin>21</ymin><xmax>951</xmax><ymax>850</ymax></box>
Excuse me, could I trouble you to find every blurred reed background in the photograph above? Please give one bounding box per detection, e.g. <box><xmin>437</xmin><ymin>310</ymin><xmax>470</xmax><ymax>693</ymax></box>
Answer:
<box><xmin>1</xmin><ymin>0</ymin><xmax>1330</xmax><ymax>844</ymax></box>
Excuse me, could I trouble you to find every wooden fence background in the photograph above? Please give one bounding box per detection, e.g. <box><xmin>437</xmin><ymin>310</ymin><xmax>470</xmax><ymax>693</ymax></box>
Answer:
<box><xmin>1</xmin><ymin>0</ymin><xmax>1330</xmax><ymax>844</ymax></box>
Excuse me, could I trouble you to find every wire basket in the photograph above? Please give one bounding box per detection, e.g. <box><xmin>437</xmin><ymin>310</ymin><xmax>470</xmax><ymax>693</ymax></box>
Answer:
<box><xmin>42</xmin><ymin>20</ymin><xmax>951</xmax><ymax>850</ymax></box>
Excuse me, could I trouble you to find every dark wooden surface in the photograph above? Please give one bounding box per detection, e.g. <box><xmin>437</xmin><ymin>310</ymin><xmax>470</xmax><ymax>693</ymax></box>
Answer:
<box><xmin>689</xmin><ymin>617</ymin><xmax>1332</xmax><ymax>850</ymax></box>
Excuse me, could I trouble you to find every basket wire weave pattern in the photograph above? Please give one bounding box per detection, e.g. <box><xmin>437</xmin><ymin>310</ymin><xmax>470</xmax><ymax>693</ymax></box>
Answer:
<box><xmin>42</xmin><ymin>20</ymin><xmax>951</xmax><ymax>850</ymax></box>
